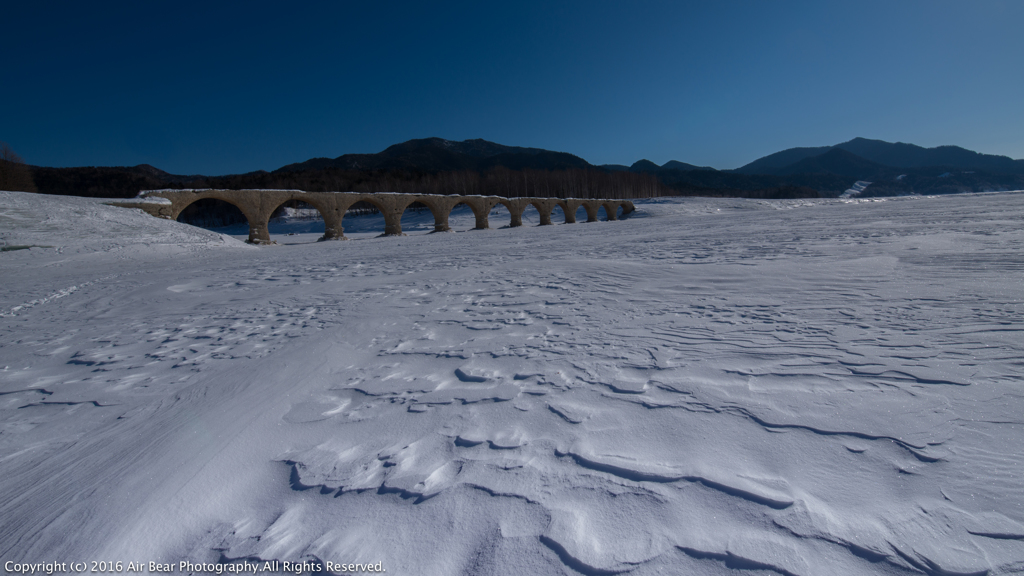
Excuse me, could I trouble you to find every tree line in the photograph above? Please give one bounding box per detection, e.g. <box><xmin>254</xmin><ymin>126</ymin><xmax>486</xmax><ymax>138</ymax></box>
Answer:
<box><xmin>25</xmin><ymin>163</ymin><xmax>679</xmax><ymax>200</ymax></box>
<box><xmin>0</xmin><ymin>142</ymin><xmax>37</xmax><ymax>192</ymax></box>
<box><xmin>170</xmin><ymin>166</ymin><xmax>672</xmax><ymax>200</ymax></box>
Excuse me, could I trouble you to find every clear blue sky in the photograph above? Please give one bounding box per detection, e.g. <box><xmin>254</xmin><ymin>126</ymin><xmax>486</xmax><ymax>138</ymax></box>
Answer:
<box><xmin>3</xmin><ymin>0</ymin><xmax>1022</xmax><ymax>175</ymax></box>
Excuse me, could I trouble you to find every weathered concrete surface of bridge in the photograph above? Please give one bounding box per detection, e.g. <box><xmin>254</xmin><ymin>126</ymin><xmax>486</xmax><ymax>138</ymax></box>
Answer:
<box><xmin>112</xmin><ymin>190</ymin><xmax>636</xmax><ymax>244</ymax></box>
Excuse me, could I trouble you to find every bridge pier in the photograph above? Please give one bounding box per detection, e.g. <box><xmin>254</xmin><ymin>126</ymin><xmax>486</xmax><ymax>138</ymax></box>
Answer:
<box><xmin>505</xmin><ymin>198</ymin><xmax>530</xmax><ymax>227</ymax></box>
<box><xmin>248</xmin><ymin>205</ymin><xmax>279</xmax><ymax>244</ymax></box>
<box><xmin>417</xmin><ymin>196</ymin><xmax>461</xmax><ymax>233</ymax></box>
<box><xmin>478</xmin><ymin>198</ymin><xmax>505</xmax><ymax>229</ymax></box>
<box><xmin>471</xmin><ymin>205</ymin><xmax>489</xmax><ymax>230</ymax></box>
<box><xmin>562</xmin><ymin>200</ymin><xmax>580</xmax><ymax>224</ymax></box>
<box><xmin>319</xmin><ymin>208</ymin><xmax>347</xmax><ymax>241</ymax></box>
<box><xmin>536</xmin><ymin>202</ymin><xmax>554</xmax><ymax>226</ymax></box>
<box><xmin>244</xmin><ymin>221</ymin><xmax>269</xmax><ymax>244</ymax></box>
<box><xmin>381</xmin><ymin>210</ymin><xmax>404</xmax><ymax>236</ymax></box>
<box><xmin>432</xmin><ymin>213</ymin><xmax>451</xmax><ymax>233</ymax></box>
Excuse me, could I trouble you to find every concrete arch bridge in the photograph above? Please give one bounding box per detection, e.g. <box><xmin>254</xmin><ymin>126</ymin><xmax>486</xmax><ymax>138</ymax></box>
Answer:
<box><xmin>115</xmin><ymin>190</ymin><xmax>636</xmax><ymax>244</ymax></box>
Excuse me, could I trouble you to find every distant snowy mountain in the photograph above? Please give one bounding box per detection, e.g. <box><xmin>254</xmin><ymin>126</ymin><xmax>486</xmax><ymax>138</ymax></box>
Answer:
<box><xmin>737</xmin><ymin>137</ymin><xmax>1024</xmax><ymax>175</ymax></box>
<box><xmin>838</xmin><ymin>137</ymin><xmax>1024</xmax><ymax>172</ymax></box>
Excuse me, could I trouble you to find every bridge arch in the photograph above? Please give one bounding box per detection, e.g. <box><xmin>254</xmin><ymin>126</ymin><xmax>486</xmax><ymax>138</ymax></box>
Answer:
<box><xmin>265</xmin><ymin>197</ymin><xmax>331</xmax><ymax>239</ymax></box>
<box><xmin>376</xmin><ymin>194</ymin><xmax>418</xmax><ymax>236</ymax></box>
<box><xmin>521</xmin><ymin>202</ymin><xmax>542</xmax><ymax>226</ymax></box>
<box><xmin>341</xmin><ymin>197</ymin><xmax>392</xmax><ymax>237</ymax></box>
<box><xmin>574</xmin><ymin>204</ymin><xmax>588</xmax><ymax>222</ymax></box>
<box><xmin>176</xmin><ymin>197</ymin><xmax>248</xmax><ymax>229</ymax></box>
<box><xmin>170</xmin><ymin>191</ymin><xmax>269</xmax><ymax>243</ymax></box>
<box><xmin>562</xmin><ymin>201</ymin><xmax>585</xmax><ymax>224</ymax></box>
<box><xmin>553</xmin><ymin>200</ymin><xmax>575</xmax><ymax>224</ymax></box>
<box><xmin>398</xmin><ymin>200</ymin><xmax>434</xmax><ymax>234</ymax></box>
<box><xmin>549</xmin><ymin>203</ymin><xmax>567</xmax><ymax>224</ymax></box>
<box><xmin>581</xmin><ymin>201</ymin><xmax>601</xmax><ymax>223</ymax></box>
<box><xmin>524</xmin><ymin>199</ymin><xmax>557</xmax><ymax>226</ymax></box>
<box><xmin>407</xmin><ymin>195</ymin><xmax>462</xmax><ymax>233</ymax></box>
<box><xmin>449</xmin><ymin>199</ymin><xmax>489</xmax><ymax>230</ymax></box>
<box><xmin>345</xmin><ymin>198</ymin><xmax>386</xmax><ymax>216</ymax></box>
<box><xmin>490</xmin><ymin>198</ymin><xmax>522</xmax><ymax>228</ymax></box>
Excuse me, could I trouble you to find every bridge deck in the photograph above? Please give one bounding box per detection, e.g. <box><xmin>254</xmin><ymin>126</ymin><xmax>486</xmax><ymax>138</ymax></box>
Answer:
<box><xmin>111</xmin><ymin>190</ymin><xmax>636</xmax><ymax>244</ymax></box>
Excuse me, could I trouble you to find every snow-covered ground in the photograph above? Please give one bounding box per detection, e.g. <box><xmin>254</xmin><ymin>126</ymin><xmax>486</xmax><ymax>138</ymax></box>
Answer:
<box><xmin>1</xmin><ymin>190</ymin><xmax>1023</xmax><ymax>575</ymax></box>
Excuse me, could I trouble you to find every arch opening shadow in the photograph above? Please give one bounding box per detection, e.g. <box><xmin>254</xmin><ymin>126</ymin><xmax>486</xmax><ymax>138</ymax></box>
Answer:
<box><xmin>550</xmin><ymin>204</ymin><xmax>566</xmax><ymax>224</ymax></box>
<box><xmin>177</xmin><ymin>198</ymin><xmax>248</xmax><ymax>233</ymax></box>
<box><xmin>399</xmin><ymin>201</ymin><xmax>434</xmax><ymax>235</ymax></box>
<box><xmin>343</xmin><ymin>200</ymin><xmax>387</xmax><ymax>238</ymax></box>
<box><xmin>450</xmin><ymin>202</ymin><xmax>478</xmax><ymax>231</ymax></box>
<box><xmin>522</xmin><ymin>204</ymin><xmax>541</xmax><ymax>226</ymax></box>
<box><xmin>574</xmin><ymin>205</ymin><xmax>588</xmax><ymax>223</ymax></box>
<box><xmin>597</xmin><ymin>206</ymin><xmax>610</xmax><ymax>221</ymax></box>
<box><xmin>268</xmin><ymin>200</ymin><xmax>325</xmax><ymax>240</ymax></box>
<box><xmin>490</xmin><ymin>202</ymin><xmax>512</xmax><ymax>228</ymax></box>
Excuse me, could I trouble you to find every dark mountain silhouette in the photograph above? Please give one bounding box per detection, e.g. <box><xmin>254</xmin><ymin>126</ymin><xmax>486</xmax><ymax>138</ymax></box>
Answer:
<box><xmin>734</xmin><ymin>145</ymin><xmax>832</xmax><ymax>175</ymax></box>
<box><xmin>129</xmin><ymin>164</ymin><xmax>206</xmax><ymax>183</ymax></box>
<box><xmin>628</xmin><ymin>159</ymin><xmax>716</xmax><ymax>173</ymax></box>
<box><xmin>774</xmin><ymin>148</ymin><xmax>895</xmax><ymax>179</ymax></box>
<box><xmin>29</xmin><ymin>164</ymin><xmax>201</xmax><ymax>198</ymax></box>
<box><xmin>661</xmin><ymin>160</ymin><xmax>715</xmax><ymax>172</ymax></box>
<box><xmin>478</xmin><ymin>151</ymin><xmax>591</xmax><ymax>171</ymax></box>
<box><xmin>737</xmin><ymin>137</ymin><xmax>1024</xmax><ymax>175</ymax></box>
<box><xmin>276</xmin><ymin>137</ymin><xmax>589</xmax><ymax>173</ymax></box>
<box><xmin>629</xmin><ymin>160</ymin><xmax>662</xmax><ymax>173</ymax></box>
<box><xmin>837</xmin><ymin>137</ymin><xmax>1024</xmax><ymax>173</ymax></box>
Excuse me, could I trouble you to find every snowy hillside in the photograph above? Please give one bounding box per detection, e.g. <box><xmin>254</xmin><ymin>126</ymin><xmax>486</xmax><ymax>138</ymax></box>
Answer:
<box><xmin>2</xmin><ymin>190</ymin><xmax>1023</xmax><ymax>575</ymax></box>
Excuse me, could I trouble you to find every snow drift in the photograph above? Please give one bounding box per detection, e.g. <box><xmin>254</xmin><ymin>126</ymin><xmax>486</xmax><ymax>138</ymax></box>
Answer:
<box><xmin>1</xmin><ymin>190</ymin><xmax>1023</xmax><ymax>575</ymax></box>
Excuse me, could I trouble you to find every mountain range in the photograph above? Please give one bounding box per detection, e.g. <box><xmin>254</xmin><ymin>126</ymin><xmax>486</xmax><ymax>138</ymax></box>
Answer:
<box><xmin>614</xmin><ymin>137</ymin><xmax>1024</xmax><ymax>196</ymax></box>
<box><xmin>21</xmin><ymin>137</ymin><xmax>1024</xmax><ymax>199</ymax></box>
<box><xmin>733</xmin><ymin>137</ymin><xmax>1024</xmax><ymax>176</ymax></box>
<box><xmin>281</xmin><ymin>135</ymin><xmax>1024</xmax><ymax>184</ymax></box>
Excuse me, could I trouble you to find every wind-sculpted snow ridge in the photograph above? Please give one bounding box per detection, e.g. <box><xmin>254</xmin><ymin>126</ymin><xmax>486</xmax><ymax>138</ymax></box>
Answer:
<box><xmin>1</xmin><ymin>190</ymin><xmax>1023</xmax><ymax>575</ymax></box>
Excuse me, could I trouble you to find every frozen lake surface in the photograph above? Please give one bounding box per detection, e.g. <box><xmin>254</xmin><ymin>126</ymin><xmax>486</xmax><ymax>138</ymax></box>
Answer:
<box><xmin>1</xmin><ymin>190</ymin><xmax>1023</xmax><ymax>575</ymax></box>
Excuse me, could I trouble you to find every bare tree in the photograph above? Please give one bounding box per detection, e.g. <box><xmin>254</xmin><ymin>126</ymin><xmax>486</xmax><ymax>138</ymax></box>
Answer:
<box><xmin>0</xmin><ymin>142</ymin><xmax>37</xmax><ymax>192</ymax></box>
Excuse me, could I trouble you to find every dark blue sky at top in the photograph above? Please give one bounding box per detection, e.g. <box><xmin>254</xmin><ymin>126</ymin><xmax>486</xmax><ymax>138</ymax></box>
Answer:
<box><xmin>3</xmin><ymin>0</ymin><xmax>1022</xmax><ymax>175</ymax></box>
